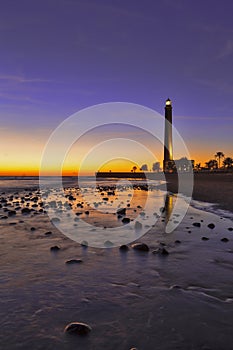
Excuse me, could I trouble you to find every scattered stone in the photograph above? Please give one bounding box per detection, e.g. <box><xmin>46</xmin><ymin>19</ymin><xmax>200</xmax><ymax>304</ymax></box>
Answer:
<box><xmin>104</xmin><ymin>240</ymin><xmax>114</xmax><ymax>247</ymax></box>
<box><xmin>153</xmin><ymin>247</ymin><xmax>169</xmax><ymax>256</ymax></box>
<box><xmin>50</xmin><ymin>245</ymin><xmax>60</xmax><ymax>251</ymax></box>
<box><xmin>45</xmin><ymin>231</ymin><xmax>52</xmax><ymax>235</ymax></box>
<box><xmin>119</xmin><ymin>244</ymin><xmax>129</xmax><ymax>251</ymax></box>
<box><xmin>207</xmin><ymin>223</ymin><xmax>215</xmax><ymax>229</ymax></box>
<box><xmin>131</xmin><ymin>243</ymin><xmax>149</xmax><ymax>252</ymax></box>
<box><xmin>8</xmin><ymin>210</ymin><xmax>16</xmax><ymax>217</ymax></box>
<box><xmin>122</xmin><ymin>217</ymin><xmax>130</xmax><ymax>224</ymax></box>
<box><xmin>64</xmin><ymin>322</ymin><xmax>92</xmax><ymax>335</ymax></box>
<box><xmin>134</xmin><ymin>221</ymin><xmax>142</xmax><ymax>230</ymax></box>
<box><xmin>0</xmin><ymin>215</ymin><xmax>8</xmax><ymax>219</ymax></box>
<box><xmin>117</xmin><ymin>208</ymin><xmax>126</xmax><ymax>216</ymax></box>
<box><xmin>21</xmin><ymin>207</ymin><xmax>31</xmax><ymax>214</ymax></box>
<box><xmin>69</xmin><ymin>195</ymin><xmax>75</xmax><ymax>201</ymax></box>
<box><xmin>221</xmin><ymin>238</ymin><xmax>229</xmax><ymax>242</ymax></box>
<box><xmin>170</xmin><ymin>285</ymin><xmax>182</xmax><ymax>289</ymax></box>
<box><xmin>66</xmin><ymin>259</ymin><xmax>83</xmax><ymax>264</ymax></box>
<box><xmin>193</xmin><ymin>222</ymin><xmax>201</xmax><ymax>227</ymax></box>
<box><xmin>51</xmin><ymin>217</ymin><xmax>60</xmax><ymax>223</ymax></box>
<box><xmin>30</xmin><ymin>227</ymin><xmax>36</xmax><ymax>231</ymax></box>
<box><xmin>202</xmin><ymin>236</ymin><xmax>209</xmax><ymax>241</ymax></box>
<box><xmin>107</xmin><ymin>191</ymin><xmax>115</xmax><ymax>196</ymax></box>
<box><xmin>81</xmin><ymin>240</ymin><xmax>88</xmax><ymax>247</ymax></box>
<box><xmin>175</xmin><ymin>240</ymin><xmax>181</xmax><ymax>244</ymax></box>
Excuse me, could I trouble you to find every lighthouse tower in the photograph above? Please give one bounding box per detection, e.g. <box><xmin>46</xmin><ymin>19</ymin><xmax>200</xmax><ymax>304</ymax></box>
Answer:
<box><xmin>163</xmin><ymin>98</ymin><xmax>174</xmax><ymax>172</ymax></box>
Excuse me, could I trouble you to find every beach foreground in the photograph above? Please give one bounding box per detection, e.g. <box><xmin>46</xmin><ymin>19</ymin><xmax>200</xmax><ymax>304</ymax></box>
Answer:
<box><xmin>0</xmin><ymin>176</ymin><xmax>233</xmax><ymax>350</ymax></box>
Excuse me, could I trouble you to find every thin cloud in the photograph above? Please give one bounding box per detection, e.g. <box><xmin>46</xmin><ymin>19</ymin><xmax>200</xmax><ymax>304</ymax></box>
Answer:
<box><xmin>176</xmin><ymin>115</ymin><xmax>233</xmax><ymax>121</ymax></box>
<box><xmin>0</xmin><ymin>75</ymin><xmax>52</xmax><ymax>83</ymax></box>
<box><xmin>217</xmin><ymin>39</ymin><xmax>233</xmax><ymax>60</ymax></box>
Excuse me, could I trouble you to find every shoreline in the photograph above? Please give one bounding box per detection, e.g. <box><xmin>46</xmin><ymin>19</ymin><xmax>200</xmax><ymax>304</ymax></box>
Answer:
<box><xmin>1</xmin><ymin>173</ymin><xmax>232</xmax><ymax>215</ymax></box>
<box><xmin>163</xmin><ymin>172</ymin><xmax>233</xmax><ymax>214</ymax></box>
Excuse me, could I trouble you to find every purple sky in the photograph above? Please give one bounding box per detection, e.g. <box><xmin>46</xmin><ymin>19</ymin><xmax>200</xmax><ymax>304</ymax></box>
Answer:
<box><xmin>0</xmin><ymin>0</ymin><xmax>233</xmax><ymax>172</ymax></box>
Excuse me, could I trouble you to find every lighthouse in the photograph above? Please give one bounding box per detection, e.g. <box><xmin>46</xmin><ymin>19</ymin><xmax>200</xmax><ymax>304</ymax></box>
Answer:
<box><xmin>163</xmin><ymin>98</ymin><xmax>174</xmax><ymax>172</ymax></box>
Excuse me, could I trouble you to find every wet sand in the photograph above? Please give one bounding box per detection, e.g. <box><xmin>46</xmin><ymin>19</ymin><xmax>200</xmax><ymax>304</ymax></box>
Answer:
<box><xmin>163</xmin><ymin>172</ymin><xmax>233</xmax><ymax>213</ymax></box>
<box><xmin>0</xmin><ymin>179</ymin><xmax>233</xmax><ymax>349</ymax></box>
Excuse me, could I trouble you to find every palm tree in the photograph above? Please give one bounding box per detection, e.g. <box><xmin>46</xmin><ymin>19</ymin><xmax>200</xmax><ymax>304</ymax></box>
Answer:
<box><xmin>223</xmin><ymin>157</ymin><xmax>233</xmax><ymax>168</ymax></box>
<box><xmin>205</xmin><ymin>159</ymin><xmax>218</xmax><ymax>170</ymax></box>
<box><xmin>215</xmin><ymin>151</ymin><xmax>225</xmax><ymax>168</ymax></box>
<box><xmin>195</xmin><ymin>163</ymin><xmax>201</xmax><ymax>171</ymax></box>
<box><xmin>132</xmin><ymin>166</ymin><xmax>137</xmax><ymax>173</ymax></box>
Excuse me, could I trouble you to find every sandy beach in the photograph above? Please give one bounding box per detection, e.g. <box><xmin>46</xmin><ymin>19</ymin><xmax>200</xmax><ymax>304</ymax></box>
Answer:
<box><xmin>0</xmin><ymin>176</ymin><xmax>233</xmax><ymax>350</ymax></box>
<box><xmin>161</xmin><ymin>172</ymin><xmax>233</xmax><ymax>214</ymax></box>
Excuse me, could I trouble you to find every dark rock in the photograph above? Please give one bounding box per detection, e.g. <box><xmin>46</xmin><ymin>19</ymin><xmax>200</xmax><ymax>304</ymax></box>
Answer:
<box><xmin>122</xmin><ymin>217</ymin><xmax>130</xmax><ymax>224</ymax></box>
<box><xmin>153</xmin><ymin>247</ymin><xmax>169</xmax><ymax>255</ymax></box>
<box><xmin>103</xmin><ymin>197</ymin><xmax>109</xmax><ymax>201</ymax></box>
<box><xmin>45</xmin><ymin>231</ymin><xmax>52</xmax><ymax>235</ymax></box>
<box><xmin>8</xmin><ymin>210</ymin><xmax>16</xmax><ymax>217</ymax></box>
<box><xmin>66</xmin><ymin>259</ymin><xmax>83</xmax><ymax>264</ymax></box>
<box><xmin>202</xmin><ymin>236</ymin><xmax>209</xmax><ymax>241</ymax></box>
<box><xmin>85</xmin><ymin>211</ymin><xmax>89</xmax><ymax>215</ymax></box>
<box><xmin>228</xmin><ymin>227</ymin><xmax>233</xmax><ymax>231</ymax></box>
<box><xmin>30</xmin><ymin>227</ymin><xmax>36</xmax><ymax>231</ymax></box>
<box><xmin>51</xmin><ymin>217</ymin><xmax>60</xmax><ymax>223</ymax></box>
<box><xmin>193</xmin><ymin>222</ymin><xmax>201</xmax><ymax>227</ymax></box>
<box><xmin>221</xmin><ymin>238</ymin><xmax>229</xmax><ymax>242</ymax></box>
<box><xmin>64</xmin><ymin>322</ymin><xmax>92</xmax><ymax>335</ymax></box>
<box><xmin>134</xmin><ymin>221</ymin><xmax>142</xmax><ymax>230</ymax></box>
<box><xmin>21</xmin><ymin>207</ymin><xmax>31</xmax><ymax>214</ymax></box>
<box><xmin>119</xmin><ymin>244</ymin><xmax>129</xmax><ymax>251</ymax></box>
<box><xmin>131</xmin><ymin>242</ymin><xmax>149</xmax><ymax>252</ymax></box>
<box><xmin>81</xmin><ymin>240</ymin><xmax>88</xmax><ymax>247</ymax></box>
<box><xmin>69</xmin><ymin>195</ymin><xmax>75</xmax><ymax>201</ymax></box>
<box><xmin>175</xmin><ymin>240</ymin><xmax>181</xmax><ymax>244</ymax></box>
<box><xmin>0</xmin><ymin>215</ymin><xmax>8</xmax><ymax>219</ymax></box>
<box><xmin>107</xmin><ymin>191</ymin><xmax>115</xmax><ymax>196</ymax></box>
<box><xmin>104</xmin><ymin>240</ymin><xmax>114</xmax><ymax>247</ymax></box>
<box><xmin>207</xmin><ymin>223</ymin><xmax>215</xmax><ymax>229</ymax></box>
<box><xmin>117</xmin><ymin>208</ymin><xmax>126</xmax><ymax>216</ymax></box>
<box><xmin>170</xmin><ymin>285</ymin><xmax>182</xmax><ymax>289</ymax></box>
<box><xmin>50</xmin><ymin>245</ymin><xmax>60</xmax><ymax>251</ymax></box>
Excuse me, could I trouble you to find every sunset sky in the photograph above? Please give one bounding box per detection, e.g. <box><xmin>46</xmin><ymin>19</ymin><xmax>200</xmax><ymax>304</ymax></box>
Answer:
<box><xmin>1</xmin><ymin>0</ymin><xmax>233</xmax><ymax>175</ymax></box>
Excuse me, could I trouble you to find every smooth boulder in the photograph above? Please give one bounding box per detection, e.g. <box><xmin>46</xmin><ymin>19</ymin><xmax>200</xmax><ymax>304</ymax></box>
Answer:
<box><xmin>64</xmin><ymin>322</ymin><xmax>92</xmax><ymax>335</ymax></box>
<box><xmin>131</xmin><ymin>242</ymin><xmax>149</xmax><ymax>252</ymax></box>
